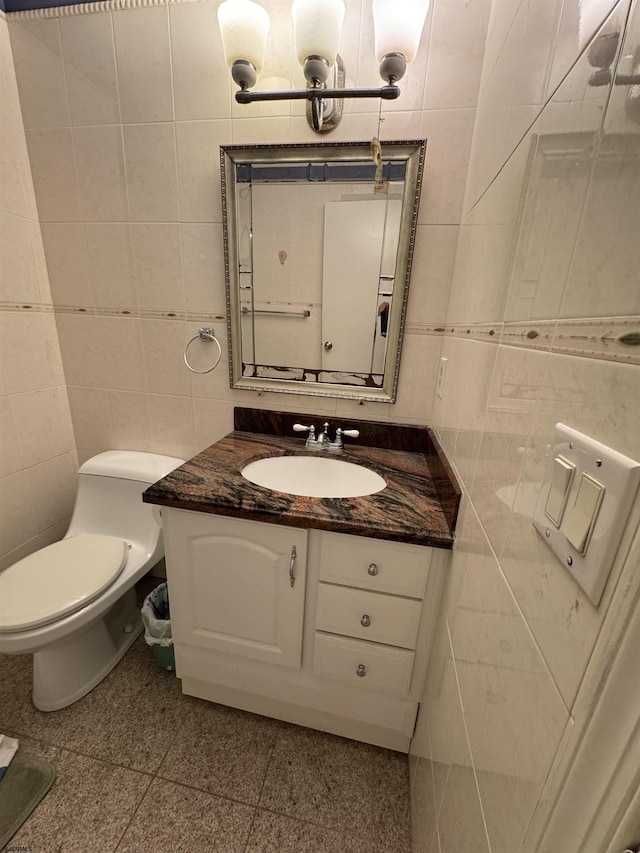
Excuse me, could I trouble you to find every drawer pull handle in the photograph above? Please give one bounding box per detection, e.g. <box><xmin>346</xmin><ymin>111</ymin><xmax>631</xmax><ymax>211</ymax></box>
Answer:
<box><xmin>289</xmin><ymin>545</ymin><xmax>297</xmax><ymax>588</ymax></box>
<box><xmin>360</xmin><ymin>614</ymin><xmax>371</xmax><ymax>627</ymax></box>
<box><xmin>356</xmin><ymin>664</ymin><xmax>367</xmax><ymax>677</ymax></box>
<box><xmin>368</xmin><ymin>563</ymin><xmax>379</xmax><ymax>576</ymax></box>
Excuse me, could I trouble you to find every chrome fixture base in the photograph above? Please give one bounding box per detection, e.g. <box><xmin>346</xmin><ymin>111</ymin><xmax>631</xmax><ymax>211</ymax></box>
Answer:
<box><xmin>379</xmin><ymin>52</ymin><xmax>407</xmax><ymax>84</ymax></box>
<box><xmin>302</xmin><ymin>55</ymin><xmax>330</xmax><ymax>86</ymax></box>
<box><xmin>231</xmin><ymin>60</ymin><xmax>257</xmax><ymax>90</ymax></box>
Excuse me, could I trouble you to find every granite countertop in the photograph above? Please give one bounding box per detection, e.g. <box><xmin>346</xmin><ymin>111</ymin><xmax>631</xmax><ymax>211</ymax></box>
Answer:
<box><xmin>143</xmin><ymin>408</ymin><xmax>461</xmax><ymax>549</ymax></box>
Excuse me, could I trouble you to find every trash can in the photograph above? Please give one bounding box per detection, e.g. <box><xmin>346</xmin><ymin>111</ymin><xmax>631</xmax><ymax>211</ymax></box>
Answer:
<box><xmin>141</xmin><ymin>583</ymin><xmax>175</xmax><ymax>671</ymax></box>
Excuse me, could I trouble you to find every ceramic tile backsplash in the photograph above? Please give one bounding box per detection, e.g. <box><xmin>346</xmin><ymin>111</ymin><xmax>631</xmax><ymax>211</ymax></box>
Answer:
<box><xmin>0</xmin><ymin>15</ymin><xmax>76</xmax><ymax>571</ymax></box>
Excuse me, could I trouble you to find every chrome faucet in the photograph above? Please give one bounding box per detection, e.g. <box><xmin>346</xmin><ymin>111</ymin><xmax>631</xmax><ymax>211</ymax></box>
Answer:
<box><xmin>316</xmin><ymin>422</ymin><xmax>331</xmax><ymax>448</ymax></box>
<box><xmin>293</xmin><ymin>422</ymin><xmax>359</xmax><ymax>452</ymax></box>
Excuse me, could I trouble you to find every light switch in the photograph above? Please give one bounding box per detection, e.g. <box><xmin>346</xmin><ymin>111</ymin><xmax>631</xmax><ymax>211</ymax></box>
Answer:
<box><xmin>562</xmin><ymin>474</ymin><xmax>605</xmax><ymax>555</ymax></box>
<box><xmin>545</xmin><ymin>456</ymin><xmax>575</xmax><ymax>526</ymax></box>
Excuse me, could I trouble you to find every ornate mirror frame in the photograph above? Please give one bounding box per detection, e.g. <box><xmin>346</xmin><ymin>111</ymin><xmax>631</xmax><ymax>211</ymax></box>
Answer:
<box><xmin>221</xmin><ymin>139</ymin><xmax>426</xmax><ymax>402</ymax></box>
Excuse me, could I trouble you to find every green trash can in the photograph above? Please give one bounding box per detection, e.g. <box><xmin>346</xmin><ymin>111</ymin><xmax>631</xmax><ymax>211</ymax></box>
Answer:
<box><xmin>141</xmin><ymin>583</ymin><xmax>175</xmax><ymax>672</ymax></box>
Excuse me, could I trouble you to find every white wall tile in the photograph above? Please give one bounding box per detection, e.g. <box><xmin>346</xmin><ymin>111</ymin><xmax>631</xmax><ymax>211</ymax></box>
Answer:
<box><xmin>113</xmin><ymin>5</ymin><xmax>173</xmax><ymax>123</ymax></box>
<box><xmin>131</xmin><ymin>223</ymin><xmax>184</xmax><ymax>311</ymax></box>
<box><xmin>123</xmin><ymin>123</ymin><xmax>179</xmax><ymax>222</ymax></box>
<box><xmin>0</xmin><ymin>469</ymin><xmax>39</xmax><ymax>559</ymax></box>
<box><xmin>0</xmin><ymin>311</ymin><xmax>58</xmax><ymax>394</ymax></box>
<box><xmin>407</xmin><ymin>225</ymin><xmax>459</xmax><ymax>327</ymax></box>
<box><xmin>0</xmin><ymin>211</ymin><xmax>40</xmax><ymax>303</ymax></box>
<box><xmin>169</xmin><ymin>0</ymin><xmax>230</xmax><ymax>121</ymax></box>
<box><xmin>60</xmin><ymin>12</ymin><xmax>120</xmax><ymax>126</ymax></box>
<box><xmin>146</xmin><ymin>393</ymin><xmax>195</xmax><ymax>460</ymax></box>
<box><xmin>56</xmin><ymin>313</ymin><xmax>146</xmax><ymax>392</ymax></box>
<box><xmin>420</xmin><ymin>109</ymin><xmax>476</xmax><ymax>224</ymax></box>
<box><xmin>66</xmin><ymin>384</ymin><xmax>112</xmax><ymax>452</ymax></box>
<box><xmin>84</xmin><ymin>223</ymin><xmax>136</xmax><ymax>308</ymax></box>
<box><xmin>469</xmin><ymin>346</ymin><xmax>549</xmax><ymax>557</ymax></box>
<box><xmin>25</xmin><ymin>128</ymin><xmax>82</xmax><ymax>222</ymax></box>
<box><xmin>73</xmin><ymin>124</ymin><xmax>128</xmax><ymax>222</ymax></box>
<box><xmin>9</xmin><ymin>387</ymin><xmax>74</xmax><ymax>468</ymax></box>
<box><xmin>181</xmin><ymin>223</ymin><xmax>226</xmax><ymax>315</ymax></box>
<box><xmin>391</xmin><ymin>334</ymin><xmax>441</xmax><ymax>422</ymax></box>
<box><xmin>103</xmin><ymin>389</ymin><xmax>151</xmax><ymax>450</ymax></box>
<box><xmin>447</xmin><ymin>502</ymin><xmax>569</xmax><ymax>852</ymax></box>
<box><xmin>40</xmin><ymin>223</ymin><xmax>93</xmax><ymax>307</ymax></box>
<box><xmin>22</xmin><ymin>451</ymin><xmax>77</xmax><ymax>532</ymax></box>
<box><xmin>192</xmin><ymin>396</ymin><xmax>235</xmax><ymax>454</ymax></box>
<box><xmin>424</xmin><ymin>0</ymin><xmax>492</xmax><ymax>110</ymax></box>
<box><xmin>176</xmin><ymin>120</ymin><xmax>231</xmax><ymax>222</ymax></box>
<box><xmin>9</xmin><ymin>19</ymin><xmax>70</xmax><ymax>129</ymax></box>
<box><xmin>0</xmin><ymin>121</ymin><xmax>30</xmax><ymax>219</ymax></box>
<box><xmin>140</xmin><ymin>319</ymin><xmax>191</xmax><ymax>397</ymax></box>
<box><xmin>0</xmin><ymin>396</ymin><xmax>23</xmax><ymax>477</ymax></box>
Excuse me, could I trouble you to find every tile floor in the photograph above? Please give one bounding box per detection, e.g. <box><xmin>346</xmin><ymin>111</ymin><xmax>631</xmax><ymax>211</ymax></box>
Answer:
<box><xmin>0</xmin><ymin>579</ymin><xmax>412</xmax><ymax>852</ymax></box>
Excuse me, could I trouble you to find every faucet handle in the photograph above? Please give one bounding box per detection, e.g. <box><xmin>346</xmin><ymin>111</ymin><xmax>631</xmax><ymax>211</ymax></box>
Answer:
<box><xmin>342</xmin><ymin>429</ymin><xmax>359</xmax><ymax>439</ymax></box>
<box><xmin>293</xmin><ymin>423</ymin><xmax>317</xmax><ymax>448</ymax></box>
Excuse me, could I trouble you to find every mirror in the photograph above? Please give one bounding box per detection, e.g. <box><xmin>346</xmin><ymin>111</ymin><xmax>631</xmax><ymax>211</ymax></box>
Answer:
<box><xmin>221</xmin><ymin>140</ymin><xmax>426</xmax><ymax>402</ymax></box>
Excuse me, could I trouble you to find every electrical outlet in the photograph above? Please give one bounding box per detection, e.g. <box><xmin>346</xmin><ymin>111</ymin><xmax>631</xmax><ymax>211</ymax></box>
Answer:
<box><xmin>436</xmin><ymin>357</ymin><xmax>448</xmax><ymax>399</ymax></box>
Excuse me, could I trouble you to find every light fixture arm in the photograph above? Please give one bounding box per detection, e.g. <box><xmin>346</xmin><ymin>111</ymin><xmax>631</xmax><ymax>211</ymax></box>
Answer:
<box><xmin>235</xmin><ymin>84</ymin><xmax>401</xmax><ymax>104</ymax></box>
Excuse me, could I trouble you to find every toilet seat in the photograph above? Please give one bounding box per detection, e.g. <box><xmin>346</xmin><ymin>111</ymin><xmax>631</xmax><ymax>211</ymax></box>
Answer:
<box><xmin>0</xmin><ymin>534</ymin><xmax>128</xmax><ymax>632</ymax></box>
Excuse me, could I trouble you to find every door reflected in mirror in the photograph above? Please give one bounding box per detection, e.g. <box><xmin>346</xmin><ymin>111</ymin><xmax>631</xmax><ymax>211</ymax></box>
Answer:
<box><xmin>221</xmin><ymin>141</ymin><xmax>426</xmax><ymax>402</ymax></box>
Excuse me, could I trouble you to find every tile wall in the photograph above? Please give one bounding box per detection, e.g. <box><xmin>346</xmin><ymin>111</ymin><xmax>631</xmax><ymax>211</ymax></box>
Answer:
<box><xmin>0</xmin><ymin>12</ymin><xmax>76</xmax><ymax>570</ymax></box>
<box><xmin>410</xmin><ymin>0</ymin><xmax>640</xmax><ymax>851</ymax></box>
<box><xmin>5</xmin><ymin>0</ymin><xmax>491</xmax><ymax>468</ymax></box>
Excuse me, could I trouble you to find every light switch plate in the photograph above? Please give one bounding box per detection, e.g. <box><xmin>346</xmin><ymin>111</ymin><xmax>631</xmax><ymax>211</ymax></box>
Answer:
<box><xmin>533</xmin><ymin>424</ymin><xmax>640</xmax><ymax>606</ymax></box>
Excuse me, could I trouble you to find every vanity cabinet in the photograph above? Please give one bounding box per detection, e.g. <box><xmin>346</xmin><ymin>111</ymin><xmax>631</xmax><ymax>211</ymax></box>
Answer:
<box><xmin>162</xmin><ymin>511</ymin><xmax>307</xmax><ymax>669</ymax></box>
<box><xmin>162</xmin><ymin>508</ymin><xmax>441</xmax><ymax>753</ymax></box>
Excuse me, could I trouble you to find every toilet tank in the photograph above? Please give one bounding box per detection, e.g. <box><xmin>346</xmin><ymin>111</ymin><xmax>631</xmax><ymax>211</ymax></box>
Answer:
<box><xmin>65</xmin><ymin>451</ymin><xmax>185</xmax><ymax>560</ymax></box>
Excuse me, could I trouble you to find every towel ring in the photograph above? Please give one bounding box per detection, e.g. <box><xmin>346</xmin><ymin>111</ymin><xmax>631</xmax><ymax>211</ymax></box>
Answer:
<box><xmin>184</xmin><ymin>327</ymin><xmax>222</xmax><ymax>374</ymax></box>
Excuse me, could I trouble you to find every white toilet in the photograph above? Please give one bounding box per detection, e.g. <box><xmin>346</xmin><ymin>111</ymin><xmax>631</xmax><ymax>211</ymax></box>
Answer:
<box><xmin>0</xmin><ymin>450</ymin><xmax>184</xmax><ymax>711</ymax></box>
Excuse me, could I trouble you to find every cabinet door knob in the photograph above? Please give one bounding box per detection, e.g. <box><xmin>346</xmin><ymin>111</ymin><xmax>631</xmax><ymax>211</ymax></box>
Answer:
<box><xmin>360</xmin><ymin>614</ymin><xmax>371</xmax><ymax>627</ymax></box>
<box><xmin>356</xmin><ymin>664</ymin><xmax>367</xmax><ymax>677</ymax></box>
<box><xmin>367</xmin><ymin>563</ymin><xmax>379</xmax><ymax>576</ymax></box>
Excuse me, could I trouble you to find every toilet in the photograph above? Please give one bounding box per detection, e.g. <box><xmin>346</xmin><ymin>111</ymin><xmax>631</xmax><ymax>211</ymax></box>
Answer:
<box><xmin>0</xmin><ymin>450</ymin><xmax>184</xmax><ymax>712</ymax></box>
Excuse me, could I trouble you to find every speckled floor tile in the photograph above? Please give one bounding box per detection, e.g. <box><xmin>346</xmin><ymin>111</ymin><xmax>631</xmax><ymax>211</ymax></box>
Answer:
<box><xmin>259</xmin><ymin>725</ymin><xmax>412</xmax><ymax>852</ymax></box>
<box><xmin>115</xmin><ymin>777</ymin><xmax>254</xmax><ymax>853</ymax></box>
<box><xmin>245</xmin><ymin>809</ymin><xmax>386</xmax><ymax>852</ymax></box>
<box><xmin>0</xmin><ymin>635</ymin><xmax>185</xmax><ymax>773</ymax></box>
<box><xmin>6</xmin><ymin>735</ymin><xmax>151</xmax><ymax>852</ymax></box>
<box><xmin>157</xmin><ymin>697</ymin><xmax>282</xmax><ymax>806</ymax></box>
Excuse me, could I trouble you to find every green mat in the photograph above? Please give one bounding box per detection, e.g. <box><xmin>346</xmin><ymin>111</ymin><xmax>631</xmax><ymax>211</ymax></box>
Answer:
<box><xmin>0</xmin><ymin>749</ymin><xmax>56</xmax><ymax>849</ymax></box>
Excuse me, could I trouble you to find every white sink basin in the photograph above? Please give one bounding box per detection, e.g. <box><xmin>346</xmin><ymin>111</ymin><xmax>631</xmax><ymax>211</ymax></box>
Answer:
<box><xmin>241</xmin><ymin>455</ymin><xmax>386</xmax><ymax>498</ymax></box>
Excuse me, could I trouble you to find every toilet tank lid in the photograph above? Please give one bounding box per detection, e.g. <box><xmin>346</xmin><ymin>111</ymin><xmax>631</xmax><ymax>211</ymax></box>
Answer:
<box><xmin>80</xmin><ymin>451</ymin><xmax>185</xmax><ymax>484</ymax></box>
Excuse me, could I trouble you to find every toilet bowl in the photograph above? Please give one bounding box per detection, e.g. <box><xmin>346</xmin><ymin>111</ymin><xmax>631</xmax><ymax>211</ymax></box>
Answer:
<box><xmin>0</xmin><ymin>450</ymin><xmax>184</xmax><ymax>711</ymax></box>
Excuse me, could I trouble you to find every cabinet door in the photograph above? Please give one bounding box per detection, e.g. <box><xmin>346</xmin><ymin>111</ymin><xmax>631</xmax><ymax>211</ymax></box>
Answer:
<box><xmin>163</xmin><ymin>510</ymin><xmax>308</xmax><ymax>669</ymax></box>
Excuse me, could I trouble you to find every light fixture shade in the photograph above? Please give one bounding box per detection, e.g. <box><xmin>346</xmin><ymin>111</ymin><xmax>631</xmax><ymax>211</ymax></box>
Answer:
<box><xmin>218</xmin><ymin>0</ymin><xmax>270</xmax><ymax>73</ymax></box>
<box><xmin>292</xmin><ymin>0</ymin><xmax>345</xmax><ymax>66</ymax></box>
<box><xmin>372</xmin><ymin>0</ymin><xmax>429</xmax><ymax>64</ymax></box>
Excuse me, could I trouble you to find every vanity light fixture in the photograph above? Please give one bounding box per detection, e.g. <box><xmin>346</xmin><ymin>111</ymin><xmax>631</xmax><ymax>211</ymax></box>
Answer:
<box><xmin>217</xmin><ymin>0</ymin><xmax>430</xmax><ymax>132</ymax></box>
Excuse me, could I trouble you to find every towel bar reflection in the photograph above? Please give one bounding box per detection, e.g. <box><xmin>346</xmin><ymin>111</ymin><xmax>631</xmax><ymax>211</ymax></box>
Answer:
<box><xmin>241</xmin><ymin>307</ymin><xmax>311</xmax><ymax>318</ymax></box>
<box><xmin>184</xmin><ymin>327</ymin><xmax>222</xmax><ymax>374</ymax></box>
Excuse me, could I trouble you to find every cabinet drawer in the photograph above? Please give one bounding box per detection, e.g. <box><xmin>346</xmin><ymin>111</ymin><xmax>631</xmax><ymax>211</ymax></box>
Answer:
<box><xmin>316</xmin><ymin>583</ymin><xmax>421</xmax><ymax>649</ymax></box>
<box><xmin>314</xmin><ymin>632</ymin><xmax>414</xmax><ymax>696</ymax></box>
<box><xmin>319</xmin><ymin>532</ymin><xmax>430</xmax><ymax>599</ymax></box>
